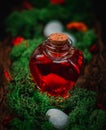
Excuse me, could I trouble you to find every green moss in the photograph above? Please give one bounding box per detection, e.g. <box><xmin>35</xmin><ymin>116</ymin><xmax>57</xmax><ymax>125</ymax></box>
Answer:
<box><xmin>64</xmin><ymin>88</ymin><xmax>106</xmax><ymax>130</ymax></box>
<box><xmin>8</xmin><ymin>82</ymin><xmax>106</xmax><ymax>130</ymax></box>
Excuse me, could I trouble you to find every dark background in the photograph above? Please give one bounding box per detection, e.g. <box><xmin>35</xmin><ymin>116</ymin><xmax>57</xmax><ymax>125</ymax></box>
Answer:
<box><xmin>0</xmin><ymin>0</ymin><xmax>105</xmax><ymax>44</ymax></box>
<box><xmin>0</xmin><ymin>0</ymin><xmax>24</xmax><ymax>40</ymax></box>
<box><xmin>93</xmin><ymin>0</ymin><xmax>106</xmax><ymax>44</ymax></box>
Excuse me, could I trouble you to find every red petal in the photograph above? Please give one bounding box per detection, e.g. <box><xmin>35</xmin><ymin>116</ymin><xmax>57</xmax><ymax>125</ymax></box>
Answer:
<box><xmin>12</xmin><ymin>36</ymin><xmax>24</xmax><ymax>46</ymax></box>
<box><xmin>2</xmin><ymin>115</ymin><xmax>14</xmax><ymax>126</ymax></box>
<box><xmin>97</xmin><ymin>103</ymin><xmax>106</xmax><ymax>111</ymax></box>
<box><xmin>4</xmin><ymin>69</ymin><xmax>13</xmax><ymax>82</ymax></box>
<box><xmin>50</xmin><ymin>0</ymin><xmax>65</xmax><ymax>4</ymax></box>
<box><xmin>89</xmin><ymin>44</ymin><xmax>99</xmax><ymax>53</ymax></box>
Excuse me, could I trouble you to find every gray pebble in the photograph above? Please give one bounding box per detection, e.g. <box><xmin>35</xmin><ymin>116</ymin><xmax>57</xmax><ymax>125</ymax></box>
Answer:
<box><xmin>46</xmin><ymin>108</ymin><xmax>68</xmax><ymax>129</ymax></box>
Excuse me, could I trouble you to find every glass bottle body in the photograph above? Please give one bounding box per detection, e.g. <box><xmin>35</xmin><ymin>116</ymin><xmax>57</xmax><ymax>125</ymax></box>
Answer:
<box><xmin>29</xmin><ymin>39</ymin><xmax>83</xmax><ymax>98</ymax></box>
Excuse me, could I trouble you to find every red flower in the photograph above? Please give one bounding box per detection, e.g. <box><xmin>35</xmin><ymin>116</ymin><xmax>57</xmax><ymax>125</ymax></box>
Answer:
<box><xmin>23</xmin><ymin>1</ymin><xmax>33</xmax><ymax>10</ymax></box>
<box><xmin>50</xmin><ymin>0</ymin><xmax>65</xmax><ymax>4</ymax></box>
<box><xmin>12</xmin><ymin>36</ymin><xmax>24</xmax><ymax>46</ymax></box>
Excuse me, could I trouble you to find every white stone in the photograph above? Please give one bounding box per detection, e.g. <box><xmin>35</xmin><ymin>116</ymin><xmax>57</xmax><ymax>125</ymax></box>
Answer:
<box><xmin>43</xmin><ymin>20</ymin><xmax>64</xmax><ymax>37</ymax></box>
<box><xmin>46</xmin><ymin>108</ymin><xmax>68</xmax><ymax>129</ymax></box>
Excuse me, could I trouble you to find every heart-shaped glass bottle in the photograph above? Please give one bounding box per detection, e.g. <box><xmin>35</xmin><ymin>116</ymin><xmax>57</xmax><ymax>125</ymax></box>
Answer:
<box><xmin>29</xmin><ymin>33</ymin><xmax>83</xmax><ymax>98</ymax></box>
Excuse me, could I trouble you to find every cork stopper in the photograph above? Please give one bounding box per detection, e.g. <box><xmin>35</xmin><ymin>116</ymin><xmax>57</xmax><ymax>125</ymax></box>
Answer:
<box><xmin>48</xmin><ymin>33</ymin><xmax>68</xmax><ymax>45</ymax></box>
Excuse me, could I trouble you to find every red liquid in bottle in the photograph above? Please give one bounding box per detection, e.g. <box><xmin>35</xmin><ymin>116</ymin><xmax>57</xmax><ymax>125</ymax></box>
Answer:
<box><xmin>29</xmin><ymin>33</ymin><xmax>83</xmax><ymax>98</ymax></box>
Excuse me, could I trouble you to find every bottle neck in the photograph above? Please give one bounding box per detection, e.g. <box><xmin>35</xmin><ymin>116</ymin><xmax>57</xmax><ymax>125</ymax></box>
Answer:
<box><xmin>44</xmin><ymin>39</ymin><xmax>72</xmax><ymax>60</ymax></box>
